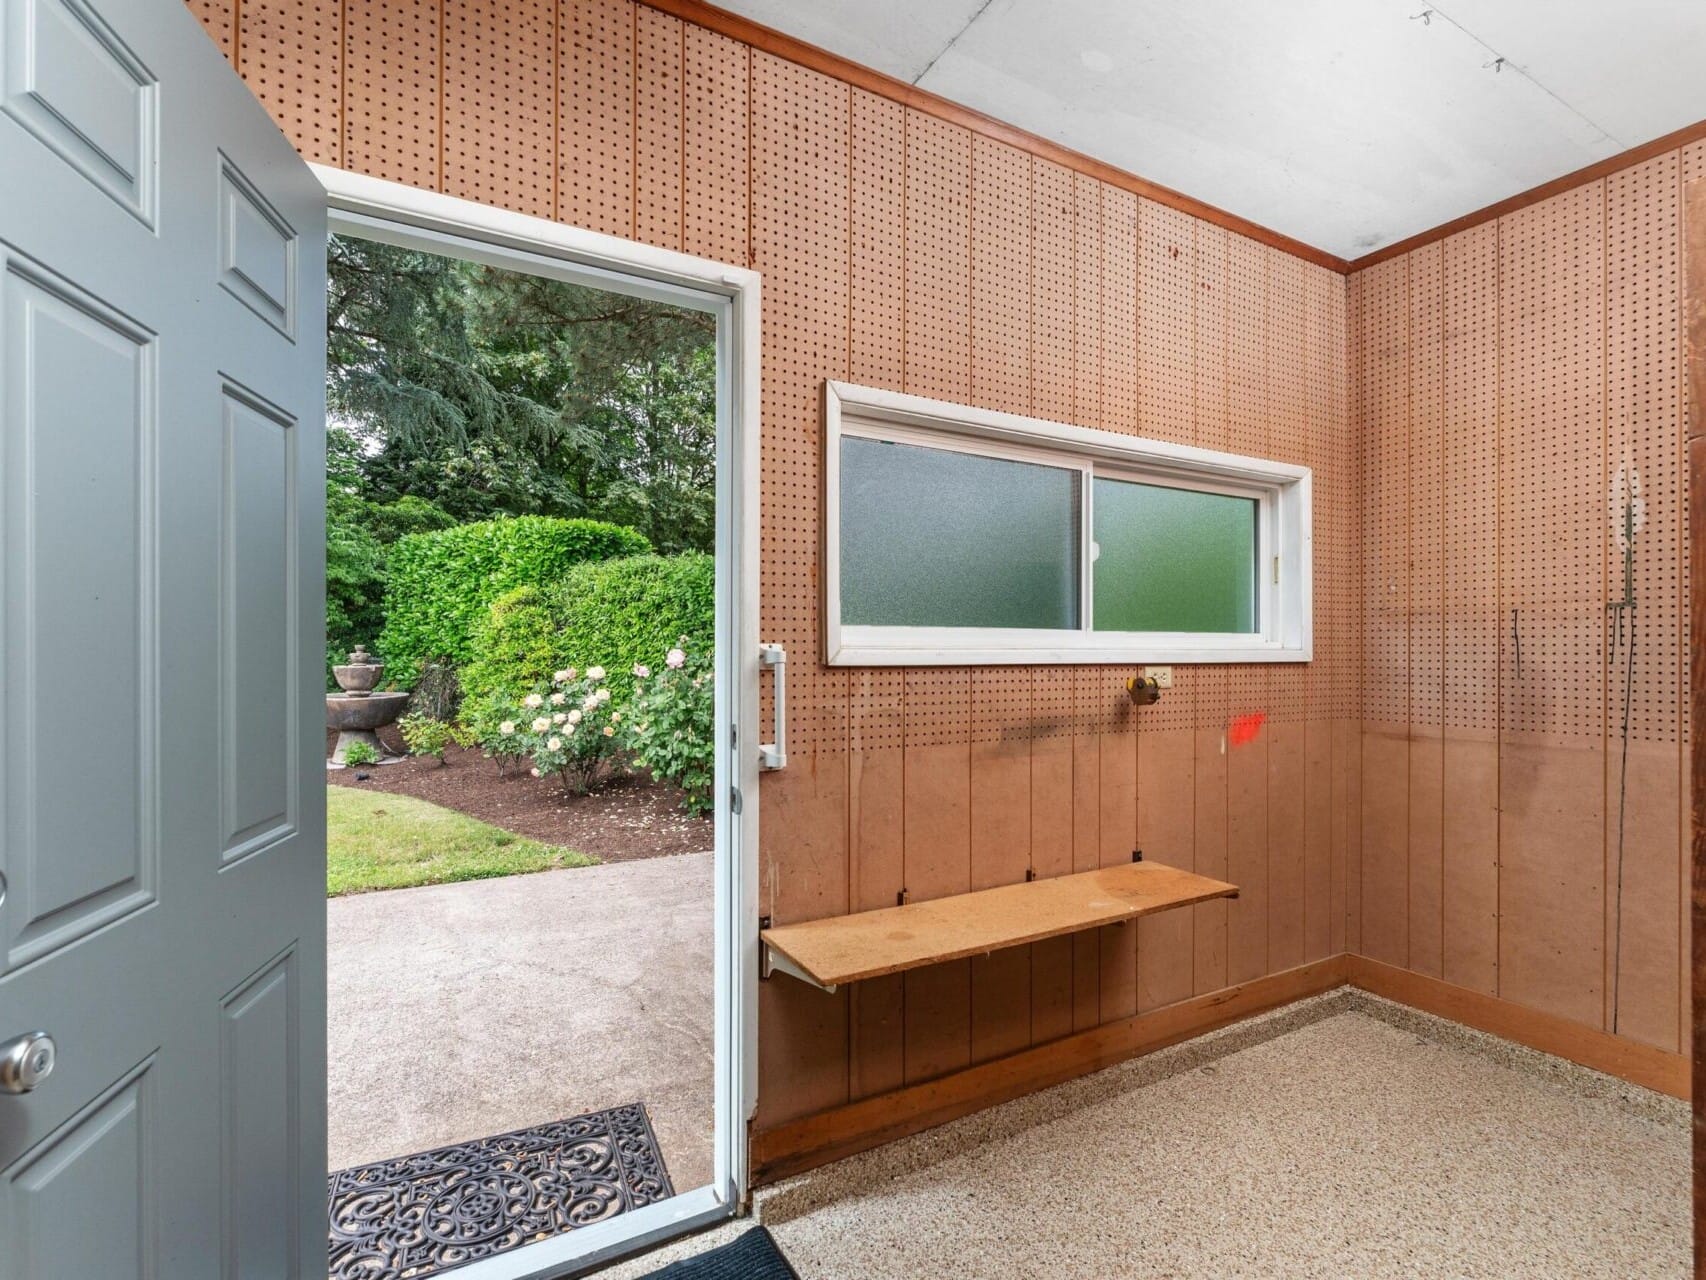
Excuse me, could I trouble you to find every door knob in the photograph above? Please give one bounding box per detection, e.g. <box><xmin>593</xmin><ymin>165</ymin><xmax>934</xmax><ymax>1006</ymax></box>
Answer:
<box><xmin>0</xmin><ymin>1032</ymin><xmax>56</xmax><ymax>1094</ymax></box>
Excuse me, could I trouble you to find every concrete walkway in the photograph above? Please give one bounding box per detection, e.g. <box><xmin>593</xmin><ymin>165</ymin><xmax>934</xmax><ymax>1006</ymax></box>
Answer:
<box><xmin>328</xmin><ymin>851</ymin><xmax>714</xmax><ymax>1192</ymax></box>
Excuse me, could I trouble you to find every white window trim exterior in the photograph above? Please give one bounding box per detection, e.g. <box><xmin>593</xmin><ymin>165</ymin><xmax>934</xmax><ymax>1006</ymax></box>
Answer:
<box><xmin>823</xmin><ymin>380</ymin><xmax>1312</xmax><ymax>666</ymax></box>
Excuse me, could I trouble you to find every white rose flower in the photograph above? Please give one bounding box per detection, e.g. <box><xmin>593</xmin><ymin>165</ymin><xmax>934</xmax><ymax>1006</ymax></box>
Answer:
<box><xmin>523</xmin><ymin>693</ymin><xmax>544</xmax><ymax>709</ymax></box>
<box><xmin>666</xmin><ymin>648</ymin><xmax>686</xmax><ymax>669</ymax></box>
<box><xmin>499</xmin><ymin>721</ymin><xmax>516</xmax><ymax>735</ymax></box>
<box><xmin>567</xmin><ymin>709</ymin><xmax>582</xmax><ymax>724</ymax></box>
<box><xmin>531</xmin><ymin>716</ymin><xmax>551</xmax><ymax>733</ymax></box>
<box><xmin>596</xmin><ymin>688</ymin><xmax>611</xmax><ymax>703</ymax></box>
<box><xmin>582</xmin><ymin>695</ymin><xmax>599</xmax><ymax>712</ymax></box>
<box><xmin>549</xmin><ymin>692</ymin><xmax>566</xmax><ymax>706</ymax></box>
<box><xmin>610</xmin><ymin>711</ymin><xmax>621</xmax><ymax>722</ymax></box>
<box><xmin>529</xmin><ymin>767</ymin><xmax>542</xmax><ymax>778</ymax></box>
<box><xmin>632</xmin><ymin>663</ymin><xmax>650</xmax><ymax>678</ymax></box>
<box><xmin>602</xmin><ymin>725</ymin><xmax>615</xmax><ymax>737</ymax></box>
<box><xmin>547</xmin><ymin>736</ymin><xmax>562</xmax><ymax>751</ymax></box>
<box><xmin>553</xmin><ymin>669</ymin><xmax>572</xmax><ymax>684</ymax></box>
<box><xmin>553</xmin><ymin>712</ymin><xmax>566</xmax><ymax>725</ymax></box>
<box><xmin>586</xmin><ymin>666</ymin><xmax>606</xmax><ymax>681</ymax></box>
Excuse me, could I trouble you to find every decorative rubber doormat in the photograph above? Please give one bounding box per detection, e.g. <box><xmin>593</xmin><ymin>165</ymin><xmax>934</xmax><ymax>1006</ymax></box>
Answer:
<box><xmin>327</xmin><ymin>1103</ymin><xmax>674</xmax><ymax>1280</ymax></box>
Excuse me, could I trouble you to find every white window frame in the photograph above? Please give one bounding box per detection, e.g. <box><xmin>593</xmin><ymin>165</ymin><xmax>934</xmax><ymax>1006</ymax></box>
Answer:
<box><xmin>823</xmin><ymin>381</ymin><xmax>1311</xmax><ymax>666</ymax></box>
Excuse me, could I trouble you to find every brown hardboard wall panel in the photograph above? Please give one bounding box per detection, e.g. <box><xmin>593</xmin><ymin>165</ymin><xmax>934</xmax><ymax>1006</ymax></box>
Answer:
<box><xmin>1441</xmin><ymin>220</ymin><xmax>1501</xmax><ymax>997</ymax></box>
<box><xmin>1604</xmin><ymin>155</ymin><xmax>1683</xmax><ymax>1052</ymax></box>
<box><xmin>213</xmin><ymin>0</ymin><xmax>1363</xmax><ymax>1142</ymax></box>
<box><xmin>1496</xmin><ymin>186</ymin><xmax>1607</xmax><ymax>1032</ymax></box>
<box><xmin>1407</xmin><ymin>242</ymin><xmax>1445</xmax><ymax>980</ymax></box>
<box><xmin>444</xmin><ymin>0</ymin><xmax>555</xmax><ymax>220</ymax></box>
<box><xmin>1360</xmin><ymin>255</ymin><xmax>1411</xmax><ymax>971</ymax></box>
<box><xmin>1350</xmin><ymin>148</ymin><xmax>1690</xmax><ymax>1059</ymax></box>
<box><xmin>845</xmin><ymin>91</ymin><xmax>907</xmax><ymax>1102</ymax></box>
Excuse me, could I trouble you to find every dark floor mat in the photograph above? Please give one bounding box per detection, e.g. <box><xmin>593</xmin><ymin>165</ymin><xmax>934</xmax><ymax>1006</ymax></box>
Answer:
<box><xmin>638</xmin><ymin>1227</ymin><xmax>801</xmax><ymax>1280</ymax></box>
<box><xmin>327</xmin><ymin>1103</ymin><xmax>674</xmax><ymax>1279</ymax></box>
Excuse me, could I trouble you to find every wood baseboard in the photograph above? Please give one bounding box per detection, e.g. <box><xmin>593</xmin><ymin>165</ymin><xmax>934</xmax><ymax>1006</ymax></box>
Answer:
<box><xmin>751</xmin><ymin>954</ymin><xmax>1350</xmax><ymax>1185</ymax></box>
<box><xmin>1346</xmin><ymin>955</ymin><xmax>1690</xmax><ymax>1100</ymax></box>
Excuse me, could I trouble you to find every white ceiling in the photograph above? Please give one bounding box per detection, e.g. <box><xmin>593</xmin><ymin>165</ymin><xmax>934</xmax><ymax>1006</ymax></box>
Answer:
<box><xmin>716</xmin><ymin>0</ymin><xmax>1706</xmax><ymax>259</ymax></box>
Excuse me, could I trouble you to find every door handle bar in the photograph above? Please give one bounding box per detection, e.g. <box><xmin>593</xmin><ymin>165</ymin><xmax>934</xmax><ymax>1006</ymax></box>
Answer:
<box><xmin>759</xmin><ymin>644</ymin><xmax>786</xmax><ymax>770</ymax></box>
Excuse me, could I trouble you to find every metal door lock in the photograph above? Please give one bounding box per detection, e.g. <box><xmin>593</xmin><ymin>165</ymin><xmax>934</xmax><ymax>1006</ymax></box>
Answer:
<box><xmin>0</xmin><ymin>1032</ymin><xmax>56</xmax><ymax>1094</ymax></box>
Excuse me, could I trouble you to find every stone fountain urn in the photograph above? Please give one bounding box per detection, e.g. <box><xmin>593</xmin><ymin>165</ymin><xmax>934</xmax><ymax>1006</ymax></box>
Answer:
<box><xmin>326</xmin><ymin>645</ymin><xmax>409</xmax><ymax>766</ymax></box>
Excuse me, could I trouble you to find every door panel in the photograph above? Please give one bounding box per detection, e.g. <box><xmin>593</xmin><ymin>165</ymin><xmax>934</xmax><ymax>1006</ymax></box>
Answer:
<box><xmin>0</xmin><ymin>0</ymin><xmax>326</xmax><ymax>1275</ymax></box>
<box><xmin>2</xmin><ymin>254</ymin><xmax>156</xmax><ymax>970</ymax></box>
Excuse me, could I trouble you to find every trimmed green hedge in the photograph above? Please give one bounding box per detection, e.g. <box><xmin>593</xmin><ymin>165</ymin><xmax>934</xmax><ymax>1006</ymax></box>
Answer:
<box><xmin>460</xmin><ymin>553</ymin><xmax>714</xmax><ymax>711</ymax></box>
<box><xmin>379</xmin><ymin>516</ymin><xmax>649</xmax><ymax>683</ymax></box>
<box><xmin>553</xmin><ymin>553</ymin><xmax>714</xmax><ymax>703</ymax></box>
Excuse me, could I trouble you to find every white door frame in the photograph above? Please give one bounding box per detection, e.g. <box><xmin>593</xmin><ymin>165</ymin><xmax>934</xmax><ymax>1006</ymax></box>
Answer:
<box><xmin>311</xmin><ymin>166</ymin><xmax>762</xmax><ymax>1278</ymax></box>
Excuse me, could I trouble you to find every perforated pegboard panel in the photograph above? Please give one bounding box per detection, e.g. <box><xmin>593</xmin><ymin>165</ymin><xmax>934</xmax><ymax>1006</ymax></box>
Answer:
<box><xmin>443</xmin><ymin>0</ymin><xmax>554</xmax><ymax>218</ymax></box>
<box><xmin>1223</xmin><ymin>234</ymin><xmax>1269</xmax><ymax>722</ymax></box>
<box><xmin>1033</xmin><ymin>666</ymin><xmax>1077</xmax><ymax>741</ymax></box>
<box><xmin>1137</xmin><ymin>200</ymin><xmax>1196</xmax><ymax>444</ymax></box>
<box><xmin>682</xmin><ymin>26</ymin><xmax>749</xmax><ymax>266</ymax></box>
<box><xmin>1102</xmin><ymin>187</ymin><xmax>1138</xmax><ymax>432</ymax></box>
<box><xmin>633</xmin><ymin>6</ymin><xmax>685</xmax><ymax>250</ymax></box>
<box><xmin>1267</xmin><ymin>248</ymin><xmax>1308</xmax><ymax>724</ymax></box>
<box><xmin>905</xmin><ymin>669</ymin><xmax>971</xmax><ymax>749</ymax></box>
<box><xmin>1442</xmin><ymin>222</ymin><xmax>1500</xmax><ymax>733</ymax></box>
<box><xmin>1326</xmin><ymin>268</ymin><xmax>1359</xmax><ymax>721</ymax></box>
<box><xmin>848</xmin><ymin>670</ymin><xmax>904</xmax><ymax>753</ymax></box>
<box><xmin>903</xmin><ymin>111</ymin><xmax>972</xmax><ymax>402</ymax></box>
<box><xmin>751</xmin><ymin>53</ymin><xmax>849</xmax><ymax>744</ymax></box>
<box><xmin>850</xmin><ymin>90</ymin><xmax>905</xmax><ymax>390</ymax></box>
<box><xmin>188</xmin><ymin>0</ymin><xmax>232</xmax><ymax>58</ymax></box>
<box><xmin>1194</xmin><ymin>223</ymin><xmax>1229</xmax><ymax>452</ymax></box>
<box><xmin>240</xmin><ymin>0</ymin><xmax>340</xmax><ymax>165</ymax></box>
<box><xmin>1072</xmin><ymin>173</ymin><xmax>1103</xmax><ymax>428</ymax></box>
<box><xmin>970</xmin><ymin>136</ymin><xmax>1032</xmax><ymax>415</ymax></box>
<box><xmin>343</xmin><ymin>0</ymin><xmax>439</xmax><ymax>188</ymax></box>
<box><xmin>558</xmin><ymin>0</ymin><xmax>634</xmax><ymax>236</ymax></box>
<box><xmin>1408</xmin><ymin>243</ymin><xmax>1443</xmax><ymax>730</ymax></box>
<box><xmin>1362</xmin><ymin>256</ymin><xmax>1410</xmax><ymax>727</ymax></box>
<box><xmin>1031</xmin><ymin>160</ymin><xmax>1074</xmax><ymax>423</ymax></box>
<box><xmin>1497</xmin><ymin>185</ymin><xmax>1605</xmax><ymax>739</ymax></box>
<box><xmin>971</xmin><ymin>669</ymin><xmax>1033</xmax><ymax>745</ymax></box>
<box><xmin>1606</xmin><ymin>154</ymin><xmax>1681</xmax><ymax>743</ymax></box>
<box><xmin>1305</xmin><ymin>263</ymin><xmax>1343</xmax><ymax>722</ymax></box>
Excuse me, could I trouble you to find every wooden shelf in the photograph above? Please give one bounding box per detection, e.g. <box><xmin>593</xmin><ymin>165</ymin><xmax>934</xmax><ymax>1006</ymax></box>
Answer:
<box><xmin>761</xmin><ymin>861</ymin><xmax>1238</xmax><ymax>992</ymax></box>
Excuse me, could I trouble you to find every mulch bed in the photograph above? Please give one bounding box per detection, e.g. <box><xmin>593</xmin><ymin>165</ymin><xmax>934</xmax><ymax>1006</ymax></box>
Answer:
<box><xmin>328</xmin><ymin>728</ymin><xmax>711</xmax><ymax>862</ymax></box>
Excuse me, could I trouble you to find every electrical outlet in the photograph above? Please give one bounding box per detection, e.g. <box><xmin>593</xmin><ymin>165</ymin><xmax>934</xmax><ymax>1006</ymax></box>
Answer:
<box><xmin>1143</xmin><ymin>666</ymin><xmax>1173</xmax><ymax>689</ymax></box>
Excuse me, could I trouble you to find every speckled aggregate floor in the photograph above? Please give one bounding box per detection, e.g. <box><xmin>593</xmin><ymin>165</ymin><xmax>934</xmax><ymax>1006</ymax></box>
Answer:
<box><xmin>595</xmin><ymin>992</ymin><xmax>1688</xmax><ymax>1280</ymax></box>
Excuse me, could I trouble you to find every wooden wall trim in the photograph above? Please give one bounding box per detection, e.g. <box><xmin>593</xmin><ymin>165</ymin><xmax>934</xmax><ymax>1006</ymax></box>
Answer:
<box><xmin>1351</xmin><ymin>118</ymin><xmax>1706</xmax><ymax>273</ymax></box>
<box><xmin>640</xmin><ymin>0</ymin><xmax>1350</xmax><ymax>276</ymax></box>
<box><xmin>751</xmin><ymin>955</ymin><xmax>1350</xmax><ymax>1184</ymax></box>
<box><xmin>1348</xmin><ymin>956</ymin><xmax>1690</xmax><ymax>1099</ymax></box>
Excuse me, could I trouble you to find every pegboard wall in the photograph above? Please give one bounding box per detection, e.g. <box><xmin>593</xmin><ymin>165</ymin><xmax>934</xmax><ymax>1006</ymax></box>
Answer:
<box><xmin>1350</xmin><ymin>148</ymin><xmax>1694</xmax><ymax>1056</ymax></box>
<box><xmin>197</xmin><ymin>0</ymin><xmax>1369</xmax><ymax>1135</ymax></box>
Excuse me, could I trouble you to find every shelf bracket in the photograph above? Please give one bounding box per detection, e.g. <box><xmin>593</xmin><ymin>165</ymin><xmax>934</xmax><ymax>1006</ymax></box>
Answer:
<box><xmin>760</xmin><ymin>941</ymin><xmax>838</xmax><ymax>994</ymax></box>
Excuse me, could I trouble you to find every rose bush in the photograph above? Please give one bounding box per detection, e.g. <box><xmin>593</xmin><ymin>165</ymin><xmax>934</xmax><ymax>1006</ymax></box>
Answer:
<box><xmin>475</xmin><ymin>666</ymin><xmax>624</xmax><ymax>793</ymax></box>
<box><xmin>623</xmin><ymin>639</ymin><xmax>714</xmax><ymax>815</ymax></box>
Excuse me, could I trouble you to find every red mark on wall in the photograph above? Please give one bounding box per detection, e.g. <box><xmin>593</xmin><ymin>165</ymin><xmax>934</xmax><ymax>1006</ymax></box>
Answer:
<box><xmin>1228</xmin><ymin>712</ymin><xmax>1266</xmax><ymax>747</ymax></box>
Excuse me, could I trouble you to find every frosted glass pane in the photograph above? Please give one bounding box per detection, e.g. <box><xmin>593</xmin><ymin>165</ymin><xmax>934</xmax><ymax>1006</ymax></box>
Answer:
<box><xmin>840</xmin><ymin>437</ymin><xmax>1080</xmax><ymax>629</ymax></box>
<box><xmin>1093</xmin><ymin>478</ymin><xmax>1257</xmax><ymax>633</ymax></box>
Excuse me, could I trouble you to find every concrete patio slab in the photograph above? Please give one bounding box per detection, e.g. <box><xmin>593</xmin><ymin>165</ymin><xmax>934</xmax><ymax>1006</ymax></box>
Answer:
<box><xmin>328</xmin><ymin>850</ymin><xmax>714</xmax><ymax>1192</ymax></box>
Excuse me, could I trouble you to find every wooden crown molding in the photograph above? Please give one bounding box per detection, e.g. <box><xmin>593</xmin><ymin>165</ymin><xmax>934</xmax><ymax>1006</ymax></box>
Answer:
<box><xmin>642</xmin><ymin>0</ymin><xmax>1352</xmax><ymax>276</ymax></box>
<box><xmin>1351</xmin><ymin>117</ymin><xmax>1706</xmax><ymax>273</ymax></box>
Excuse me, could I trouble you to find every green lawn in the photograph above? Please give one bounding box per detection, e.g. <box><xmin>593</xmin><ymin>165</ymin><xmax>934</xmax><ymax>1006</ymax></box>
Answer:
<box><xmin>327</xmin><ymin>787</ymin><xmax>596</xmax><ymax>896</ymax></box>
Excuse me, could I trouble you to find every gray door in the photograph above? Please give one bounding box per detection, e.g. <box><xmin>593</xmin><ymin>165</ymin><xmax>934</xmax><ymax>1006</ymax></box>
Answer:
<box><xmin>0</xmin><ymin>0</ymin><xmax>326</xmax><ymax>1275</ymax></box>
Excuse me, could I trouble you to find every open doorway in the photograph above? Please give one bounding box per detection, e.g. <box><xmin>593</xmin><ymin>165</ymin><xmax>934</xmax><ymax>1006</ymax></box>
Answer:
<box><xmin>316</xmin><ymin>171</ymin><xmax>761</xmax><ymax>1279</ymax></box>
